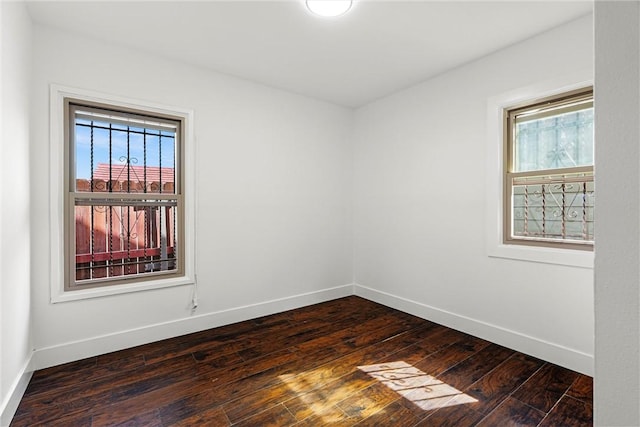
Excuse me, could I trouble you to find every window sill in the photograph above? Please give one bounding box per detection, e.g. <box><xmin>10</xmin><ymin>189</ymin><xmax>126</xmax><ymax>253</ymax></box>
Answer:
<box><xmin>51</xmin><ymin>275</ymin><xmax>195</xmax><ymax>303</ymax></box>
<box><xmin>488</xmin><ymin>242</ymin><xmax>593</xmax><ymax>268</ymax></box>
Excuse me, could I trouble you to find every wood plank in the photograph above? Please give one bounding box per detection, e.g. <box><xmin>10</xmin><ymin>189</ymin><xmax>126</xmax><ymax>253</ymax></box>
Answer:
<box><xmin>191</xmin><ymin>350</ymin><xmax>245</xmax><ymax>368</ymax></box>
<box><xmin>24</xmin><ymin>357</ymin><xmax>98</xmax><ymax>392</ymax></box>
<box><xmin>220</xmin><ymin>316</ymin><xmax>421</xmax><ymax>425</ymax></box>
<box><xmin>566</xmin><ymin>374</ymin><xmax>593</xmax><ymax>403</ymax></box>
<box><xmin>414</xmin><ymin>403</ymin><xmax>484</xmax><ymax>427</ymax></box>
<box><xmin>437</xmin><ymin>343</ymin><xmax>515</xmax><ymax>390</ymax></box>
<box><xmin>511</xmin><ymin>363</ymin><xmax>579</xmax><ymax>412</ymax></box>
<box><xmin>462</xmin><ymin>353</ymin><xmax>545</xmax><ymax>414</ymax></box>
<box><xmin>154</xmin><ymin>384</ymin><xmax>230</xmax><ymax>426</ymax></box>
<box><xmin>144</xmin><ymin>297</ymin><xmax>369</xmax><ymax>366</ymax></box>
<box><xmin>231</xmin><ymin>404</ymin><xmax>297</xmax><ymax>427</ymax></box>
<box><xmin>291</xmin><ymin>406</ymin><xmax>352</xmax><ymax>426</ymax></box>
<box><xmin>158</xmin><ymin>348</ymin><xmax>312</xmax><ymax>425</ymax></box>
<box><xmin>385</xmin><ymin>327</ymin><xmax>474</xmax><ymax>366</ymax></box>
<box><xmin>163</xmin><ymin>406</ymin><xmax>230</xmax><ymax>427</ymax></box>
<box><xmin>413</xmin><ymin>335</ymin><xmax>490</xmax><ymax>377</ymax></box>
<box><xmin>286</xmin><ymin>323</ymin><xmax>441</xmax><ymax>393</ymax></box>
<box><xmin>289</xmin><ymin>312</ymin><xmax>425</xmax><ymax>356</ymax></box>
<box><xmin>161</xmin><ymin>376</ymin><xmax>289</xmax><ymax>425</ymax></box>
<box><xmin>246</xmin><ymin>323</ymin><xmax>444</xmax><ymax>422</ymax></box>
<box><xmin>10</xmin><ymin>296</ymin><xmax>593</xmax><ymax>427</ymax></box>
<box><xmin>221</xmin><ymin>382</ymin><xmax>298</xmax><ymax>424</ymax></box>
<box><xmin>538</xmin><ymin>395</ymin><xmax>593</xmax><ymax>427</ymax></box>
<box><xmin>11</xmin><ymin>409</ymin><xmax>93</xmax><ymax>427</ymax></box>
<box><xmin>283</xmin><ymin>369</ymin><xmax>380</xmax><ymax>421</ymax></box>
<box><xmin>355</xmin><ymin>400</ymin><xmax>421</xmax><ymax>427</ymax></box>
<box><xmin>13</xmin><ymin>355</ymin><xmax>198</xmax><ymax>425</ymax></box>
<box><xmin>476</xmin><ymin>397</ymin><xmax>545</xmax><ymax>427</ymax></box>
<box><xmin>233</xmin><ymin>305</ymin><xmax>390</xmax><ymax>361</ymax></box>
<box><xmin>18</xmin><ymin>353</ymin><xmax>193</xmax><ymax>411</ymax></box>
<box><xmin>336</xmin><ymin>381</ymin><xmax>400</xmax><ymax>421</ymax></box>
<box><xmin>354</xmin><ymin>333</ymin><xmax>491</xmax><ymax>421</ymax></box>
<box><xmin>108</xmin><ymin>409</ymin><xmax>164</xmax><ymax>427</ymax></box>
<box><xmin>90</xmin><ymin>377</ymin><xmax>214</xmax><ymax>426</ymax></box>
<box><xmin>142</xmin><ymin>318</ymin><xmax>293</xmax><ymax>365</ymax></box>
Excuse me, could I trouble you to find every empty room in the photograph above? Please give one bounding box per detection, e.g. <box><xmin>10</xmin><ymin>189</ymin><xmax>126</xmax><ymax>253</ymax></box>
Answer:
<box><xmin>1</xmin><ymin>0</ymin><xmax>638</xmax><ymax>426</ymax></box>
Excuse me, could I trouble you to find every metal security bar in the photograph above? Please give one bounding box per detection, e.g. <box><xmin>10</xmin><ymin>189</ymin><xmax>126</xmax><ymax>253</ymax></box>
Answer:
<box><xmin>74</xmin><ymin>203</ymin><xmax>178</xmax><ymax>280</ymax></box>
<box><xmin>509</xmin><ymin>170</ymin><xmax>594</xmax><ymax>244</ymax></box>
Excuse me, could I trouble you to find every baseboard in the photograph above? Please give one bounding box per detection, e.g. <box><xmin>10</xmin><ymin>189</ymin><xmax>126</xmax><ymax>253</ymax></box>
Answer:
<box><xmin>33</xmin><ymin>284</ymin><xmax>354</xmax><ymax>371</ymax></box>
<box><xmin>0</xmin><ymin>354</ymin><xmax>34</xmax><ymax>427</ymax></box>
<box><xmin>354</xmin><ymin>284</ymin><xmax>594</xmax><ymax>376</ymax></box>
<box><xmin>29</xmin><ymin>281</ymin><xmax>592</xmax><ymax>379</ymax></box>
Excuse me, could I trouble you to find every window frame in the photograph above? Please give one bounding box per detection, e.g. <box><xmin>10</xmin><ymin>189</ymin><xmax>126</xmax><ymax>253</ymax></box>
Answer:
<box><xmin>485</xmin><ymin>75</ymin><xmax>594</xmax><ymax>269</ymax></box>
<box><xmin>50</xmin><ymin>85</ymin><xmax>196</xmax><ymax>302</ymax></box>
<box><xmin>65</xmin><ymin>99</ymin><xmax>185</xmax><ymax>290</ymax></box>
<box><xmin>502</xmin><ymin>87</ymin><xmax>594</xmax><ymax>251</ymax></box>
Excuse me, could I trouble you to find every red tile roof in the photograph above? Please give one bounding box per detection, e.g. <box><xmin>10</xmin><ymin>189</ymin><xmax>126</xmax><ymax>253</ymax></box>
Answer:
<box><xmin>92</xmin><ymin>163</ymin><xmax>174</xmax><ymax>184</ymax></box>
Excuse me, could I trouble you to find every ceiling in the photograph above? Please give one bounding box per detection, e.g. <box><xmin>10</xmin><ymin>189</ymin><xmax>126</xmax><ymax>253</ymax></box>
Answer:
<box><xmin>26</xmin><ymin>1</ymin><xmax>593</xmax><ymax>108</ymax></box>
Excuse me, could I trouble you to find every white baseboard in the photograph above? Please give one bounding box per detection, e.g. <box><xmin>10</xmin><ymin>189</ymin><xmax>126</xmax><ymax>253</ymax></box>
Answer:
<box><xmin>0</xmin><ymin>354</ymin><xmax>34</xmax><ymax>427</ymax></box>
<box><xmin>33</xmin><ymin>284</ymin><xmax>354</xmax><ymax>371</ymax></box>
<box><xmin>354</xmin><ymin>284</ymin><xmax>594</xmax><ymax>376</ymax></box>
<box><xmin>23</xmin><ymin>280</ymin><xmax>592</xmax><ymax>417</ymax></box>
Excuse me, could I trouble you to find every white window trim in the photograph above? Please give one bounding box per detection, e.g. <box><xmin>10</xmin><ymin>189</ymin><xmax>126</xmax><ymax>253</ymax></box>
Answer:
<box><xmin>50</xmin><ymin>84</ymin><xmax>197</xmax><ymax>302</ymax></box>
<box><xmin>485</xmin><ymin>74</ymin><xmax>594</xmax><ymax>269</ymax></box>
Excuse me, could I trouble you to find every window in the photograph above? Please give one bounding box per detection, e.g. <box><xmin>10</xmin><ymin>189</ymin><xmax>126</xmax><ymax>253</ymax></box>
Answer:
<box><xmin>504</xmin><ymin>87</ymin><xmax>594</xmax><ymax>250</ymax></box>
<box><xmin>65</xmin><ymin>99</ymin><xmax>185</xmax><ymax>290</ymax></box>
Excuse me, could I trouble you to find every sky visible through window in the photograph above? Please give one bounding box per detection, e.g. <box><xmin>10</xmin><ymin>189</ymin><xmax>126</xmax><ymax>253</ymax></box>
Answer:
<box><xmin>514</xmin><ymin>108</ymin><xmax>593</xmax><ymax>173</ymax></box>
<box><xmin>75</xmin><ymin>118</ymin><xmax>176</xmax><ymax>180</ymax></box>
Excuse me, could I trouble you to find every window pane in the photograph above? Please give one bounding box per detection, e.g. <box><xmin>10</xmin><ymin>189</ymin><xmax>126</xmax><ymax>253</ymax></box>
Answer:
<box><xmin>67</xmin><ymin>101</ymin><xmax>185</xmax><ymax>291</ymax></box>
<box><xmin>514</xmin><ymin>107</ymin><xmax>593</xmax><ymax>172</ymax></box>
<box><xmin>74</xmin><ymin>114</ymin><xmax>177</xmax><ymax>194</ymax></box>
<box><xmin>511</xmin><ymin>172</ymin><xmax>594</xmax><ymax>243</ymax></box>
<box><xmin>74</xmin><ymin>200</ymin><xmax>178</xmax><ymax>282</ymax></box>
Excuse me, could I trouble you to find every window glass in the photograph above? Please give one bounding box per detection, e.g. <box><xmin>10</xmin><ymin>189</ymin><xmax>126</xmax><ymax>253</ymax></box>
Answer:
<box><xmin>69</xmin><ymin>103</ymin><xmax>183</xmax><ymax>288</ymax></box>
<box><xmin>514</xmin><ymin>106</ymin><xmax>593</xmax><ymax>172</ymax></box>
<box><xmin>505</xmin><ymin>88</ymin><xmax>594</xmax><ymax>249</ymax></box>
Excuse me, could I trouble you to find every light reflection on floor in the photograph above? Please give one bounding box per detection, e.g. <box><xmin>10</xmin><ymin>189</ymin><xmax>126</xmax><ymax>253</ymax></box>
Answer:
<box><xmin>278</xmin><ymin>360</ymin><xmax>477</xmax><ymax>424</ymax></box>
<box><xmin>358</xmin><ymin>361</ymin><xmax>477</xmax><ymax>411</ymax></box>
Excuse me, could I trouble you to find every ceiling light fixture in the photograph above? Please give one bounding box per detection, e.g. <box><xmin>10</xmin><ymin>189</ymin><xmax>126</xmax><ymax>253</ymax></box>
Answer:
<box><xmin>306</xmin><ymin>0</ymin><xmax>353</xmax><ymax>17</ymax></box>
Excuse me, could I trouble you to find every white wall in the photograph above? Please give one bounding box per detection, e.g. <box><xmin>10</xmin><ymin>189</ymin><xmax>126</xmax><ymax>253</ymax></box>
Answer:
<box><xmin>0</xmin><ymin>1</ymin><xmax>33</xmax><ymax>425</ymax></box>
<box><xmin>30</xmin><ymin>25</ymin><xmax>353</xmax><ymax>366</ymax></box>
<box><xmin>353</xmin><ymin>15</ymin><xmax>594</xmax><ymax>374</ymax></box>
<box><xmin>594</xmin><ymin>2</ymin><xmax>640</xmax><ymax>425</ymax></box>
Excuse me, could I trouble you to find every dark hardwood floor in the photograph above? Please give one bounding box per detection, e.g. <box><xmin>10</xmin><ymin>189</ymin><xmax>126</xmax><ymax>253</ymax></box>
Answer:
<box><xmin>11</xmin><ymin>296</ymin><xmax>593</xmax><ymax>426</ymax></box>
